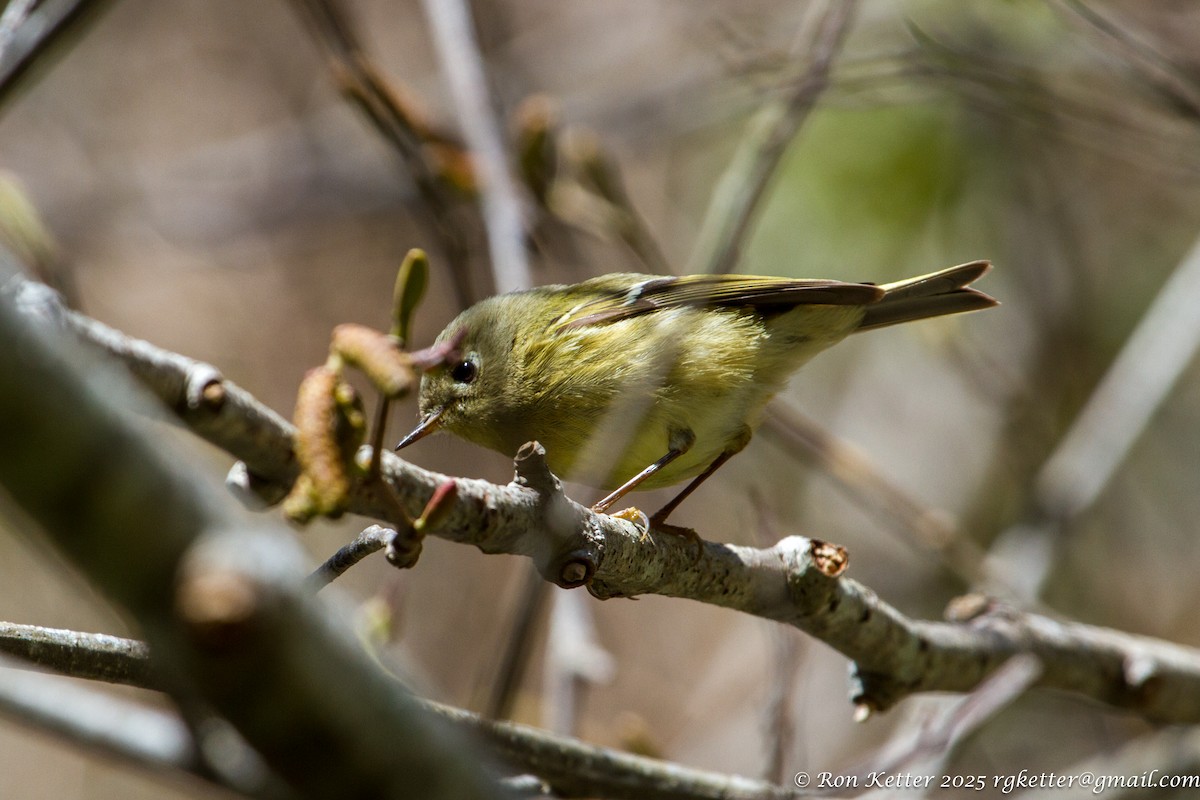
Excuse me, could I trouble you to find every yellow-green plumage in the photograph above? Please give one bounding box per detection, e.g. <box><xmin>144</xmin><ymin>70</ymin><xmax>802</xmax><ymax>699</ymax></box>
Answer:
<box><xmin>406</xmin><ymin>262</ymin><xmax>995</xmax><ymax>503</ymax></box>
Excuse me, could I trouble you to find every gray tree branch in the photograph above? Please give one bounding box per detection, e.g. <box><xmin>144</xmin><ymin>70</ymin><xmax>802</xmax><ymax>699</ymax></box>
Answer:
<box><xmin>1</xmin><ymin>624</ymin><xmax>802</xmax><ymax>800</ymax></box>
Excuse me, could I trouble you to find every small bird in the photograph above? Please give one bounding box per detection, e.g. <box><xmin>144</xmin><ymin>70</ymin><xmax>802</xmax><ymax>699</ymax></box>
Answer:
<box><xmin>397</xmin><ymin>262</ymin><xmax>996</xmax><ymax>530</ymax></box>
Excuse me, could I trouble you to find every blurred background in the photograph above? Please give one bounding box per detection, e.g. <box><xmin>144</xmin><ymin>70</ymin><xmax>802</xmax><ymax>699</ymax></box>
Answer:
<box><xmin>3</xmin><ymin>0</ymin><xmax>1200</xmax><ymax>797</ymax></box>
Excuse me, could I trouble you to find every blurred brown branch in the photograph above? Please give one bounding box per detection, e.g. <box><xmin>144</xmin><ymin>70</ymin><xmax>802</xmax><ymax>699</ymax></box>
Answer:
<box><xmin>14</xmin><ymin>275</ymin><xmax>1200</xmax><ymax>724</ymax></box>
<box><xmin>0</xmin><ymin>662</ymin><xmax>279</xmax><ymax>797</ymax></box>
<box><xmin>289</xmin><ymin>0</ymin><xmax>480</xmax><ymax>306</ymax></box>
<box><xmin>0</xmin><ymin>0</ymin><xmax>112</xmax><ymax>112</ymax></box>
<box><xmin>688</xmin><ymin>0</ymin><xmax>859</xmax><ymax>274</ymax></box>
<box><xmin>421</xmin><ymin>0</ymin><xmax>531</xmax><ymax>294</ymax></box>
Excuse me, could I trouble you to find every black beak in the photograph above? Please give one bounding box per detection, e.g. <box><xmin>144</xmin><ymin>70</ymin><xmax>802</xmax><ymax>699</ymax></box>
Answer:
<box><xmin>395</xmin><ymin>406</ymin><xmax>447</xmax><ymax>450</ymax></box>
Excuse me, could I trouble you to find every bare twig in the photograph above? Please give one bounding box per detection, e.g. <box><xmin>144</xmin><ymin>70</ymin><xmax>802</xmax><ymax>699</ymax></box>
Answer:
<box><xmin>421</xmin><ymin>0</ymin><xmax>531</xmax><ymax>294</ymax></box>
<box><xmin>13</xmin><ymin>277</ymin><xmax>1200</xmax><ymax>723</ymax></box>
<box><xmin>1010</xmin><ymin>725</ymin><xmax>1200</xmax><ymax>800</ymax></box>
<box><xmin>762</xmin><ymin>401</ymin><xmax>990</xmax><ymax>585</ymax></box>
<box><xmin>0</xmin><ymin>621</ymin><xmax>154</xmax><ymax>687</ymax></box>
<box><xmin>984</xmin><ymin>231</ymin><xmax>1200</xmax><ymax>602</ymax></box>
<box><xmin>559</xmin><ymin>129</ymin><xmax>673</xmax><ymax>274</ymax></box>
<box><xmin>289</xmin><ymin>0</ymin><xmax>477</xmax><ymax>306</ymax></box>
<box><xmin>306</xmin><ymin>524</ymin><xmax>395</xmax><ymax>591</ymax></box>
<box><xmin>754</xmin><ymin>502</ymin><xmax>803</xmax><ymax>785</ymax></box>
<box><xmin>837</xmin><ymin>655</ymin><xmax>1041</xmax><ymax>795</ymax></box>
<box><xmin>1049</xmin><ymin>0</ymin><xmax>1200</xmax><ymax>119</ymax></box>
<box><xmin>763</xmin><ymin>627</ymin><xmax>802</xmax><ymax>785</ymax></box>
<box><xmin>1035</xmin><ymin>232</ymin><xmax>1200</xmax><ymax>520</ymax></box>
<box><xmin>440</xmin><ymin>700</ymin><xmax>806</xmax><ymax>800</ymax></box>
<box><xmin>687</xmin><ymin>0</ymin><xmax>858</xmax><ymax>274</ymax></box>
<box><xmin>485</xmin><ymin>565</ymin><xmax>549</xmax><ymax>720</ymax></box>
<box><xmin>543</xmin><ymin>588</ymin><xmax>614</xmax><ymax>735</ymax></box>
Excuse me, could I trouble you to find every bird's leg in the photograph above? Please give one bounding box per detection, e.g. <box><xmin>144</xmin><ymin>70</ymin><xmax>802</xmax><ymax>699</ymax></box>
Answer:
<box><xmin>592</xmin><ymin>443</ymin><xmax>689</xmax><ymax>514</ymax></box>
<box><xmin>649</xmin><ymin>450</ymin><xmax>735</xmax><ymax>527</ymax></box>
<box><xmin>591</xmin><ymin>428</ymin><xmax>696</xmax><ymax>540</ymax></box>
<box><xmin>648</xmin><ymin>426</ymin><xmax>753</xmax><ymax>554</ymax></box>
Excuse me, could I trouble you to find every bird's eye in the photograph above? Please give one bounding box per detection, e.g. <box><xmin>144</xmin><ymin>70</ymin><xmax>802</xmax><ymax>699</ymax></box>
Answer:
<box><xmin>450</xmin><ymin>359</ymin><xmax>478</xmax><ymax>384</ymax></box>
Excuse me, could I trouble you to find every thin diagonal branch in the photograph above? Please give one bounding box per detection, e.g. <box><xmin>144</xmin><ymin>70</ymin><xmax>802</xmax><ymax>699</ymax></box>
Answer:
<box><xmin>422</xmin><ymin>0</ymin><xmax>531</xmax><ymax>294</ymax></box>
<box><xmin>290</xmin><ymin>0</ymin><xmax>478</xmax><ymax>306</ymax></box>
<box><xmin>688</xmin><ymin>0</ymin><xmax>858</xmax><ymax>274</ymax></box>
<box><xmin>1035</xmin><ymin>231</ymin><xmax>1200</xmax><ymax>520</ymax></box>
<box><xmin>0</xmin><ymin>0</ymin><xmax>113</xmax><ymax>112</ymax></box>
<box><xmin>0</xmin><ymin>662</ymin><xmax>284</xmax><ymax>798</ymax></box>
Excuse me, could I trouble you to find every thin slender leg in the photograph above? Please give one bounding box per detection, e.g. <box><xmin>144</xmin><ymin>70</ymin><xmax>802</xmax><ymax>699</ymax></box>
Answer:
<box><xmin>591</xmin><ymin>447</ymin><xmax>686</xmax><ymax>513</ymax></box>
<box><xmin>650</xmin><ymin>426</ymin><xmax>753</xmax><ymax>556</ymax></box>
<box><xmin>649</xmin><ymin>448</ymin><xmax>736</xmax><ymax>526</ymax></box>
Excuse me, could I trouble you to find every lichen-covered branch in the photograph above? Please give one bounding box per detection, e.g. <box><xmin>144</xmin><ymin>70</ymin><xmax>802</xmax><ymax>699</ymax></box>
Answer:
<box><xmin>0</xmin><ymin>621</ymin><xmax>154</xmax><ymax>687</ymax></box>
<box><xmin>11</xmin><ymin>276</ymin><xmax>1200</xmax><ymax>724</ymax></box>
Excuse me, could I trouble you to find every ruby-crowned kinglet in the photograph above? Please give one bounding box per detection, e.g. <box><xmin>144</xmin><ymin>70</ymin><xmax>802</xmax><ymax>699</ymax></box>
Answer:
<box><xmin>397</xmin><ymin>262</ymin><xmax>995</xmax><ymax>528</ymax></box>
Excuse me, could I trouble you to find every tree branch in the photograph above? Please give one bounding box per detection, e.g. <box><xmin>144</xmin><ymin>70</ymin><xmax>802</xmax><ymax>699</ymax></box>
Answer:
<box><xmin>687</xmin><ymin>0</ymin><xmax>859</xmax><ymax>274</ymax></box>
<box><xmin>289</xmin><ymin>0</ymin><xmax>479</xmax><ymax>306</ymax></box>
<box><xmin>0</xmin><ymin>621</ymin><xmax>155</xmax><ymax>687</ymax></box>
<box><xmin>421</xmin><ymin>0</ymin><xmax>531</xmax><ymax>294</ymax></box>
<box><xmin>11</xmin><ymin>276</ymin><xmax>1200</xmax><ymax>724</ymax></box>
<box><xmin>0</xmin><ymin>277</ymin><xmax>506</xmax><ymax>799</ymax></box>
<box><xmin>1</xmin><ymin>625</ymin><xmax>802</xmax><ymax>800</ymax></box>
<box><xmin>0</xmin><ymin>662</ymin><xmax>282</xmax><ymax>798</ymax></box>
<box><xmin>0</xmin><ymin>0</ymin><xmax>113</xmax><ymax>112</ymax></box>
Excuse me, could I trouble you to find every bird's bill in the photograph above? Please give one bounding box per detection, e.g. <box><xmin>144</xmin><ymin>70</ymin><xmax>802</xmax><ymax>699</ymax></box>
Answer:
<box><xmin>395</xmin><ymin>406</ymin><xmax>446</xmax><ymax>450</ymax></box>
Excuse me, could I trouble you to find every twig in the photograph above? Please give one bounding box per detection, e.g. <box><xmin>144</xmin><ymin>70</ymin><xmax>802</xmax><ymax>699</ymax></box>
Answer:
<box><xmin>289</xmin><ymin>0</ymin><xmax>477</xmax><ymax>306</ymax></box>
<box><xmin>1035</xmin><ymin>231</ymin><xmax>1200</xmax><ymax>520</ymax></box>
<box><xmin>763</xmin><ymin>627</ymin><xmax>801</xmax><ymax>785</ymax></box>
<box><xmin>754</xmin><ymin>502</ymin><xmax>802</xmax><ymax>785</ymax></box>
<box><xmin>305</xmin><ymin>524</ymin><xmax>395</xmax><ymax>592</ymax></box>
<box><xmin>543</xmin><ymin>588</ymin><xmax>614</xmax><ymax>735</ymax></box>
<box><xmin>1011</xmin><ymin>724</ymin><xmax>1200</xmax><ymax>800</ymax></box>
<box><xmin>687</xmin><ymin>0</ymin><xmax>858</xmax><ymax>274</ymax></box>
<box><xmin>13</xmin><ymin>276</ymin><xmax>1200</xmax><ymax>723</ymax></box>
<box><xmin>1049</xmin><ymin>0</ymin><xmax>1200</xmax><ymax>119</ymax></box>
<box><xmin>486</xmin><ymin>565</ymin><xmax>550</xmax><ymax>720</ymax></box>
<box><xmin>421</xmin><ymin>0</ymin><xmax>531</xmax><ymax>294</ymax></box>
<box><xmin>762</xmin><ymin>401</ymin><xmax>991</xmax><ymax>586</ymax></box>
<box><xmin>439</xmin><ymin>700</ymin><xmax>806</xmax><ymax>800</ymax></box>
<box><xmin>558</xmin><ymin>129</ymin><xmax>673</xmax><ymax>274</ymax></box>
<box><xmin>0</xmin><ymin>621</ymin><xmax>155</xmax><ymax>687</ymax></box>
<box><xmin>988</xmin><ymin>230</ymin><xmax>1200</xmax><ymax>602</ymax></box>
<box><xmin>836</xmin><ymin>654</ymin><xmax>1041</xmax><ymax>795</ymax></box>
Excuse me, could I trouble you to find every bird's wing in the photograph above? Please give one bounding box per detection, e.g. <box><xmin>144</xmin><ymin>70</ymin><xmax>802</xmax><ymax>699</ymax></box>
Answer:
<box><xmin>550</xmin><ymin>273</ymin><xmax>885</xmax><ymax>332</ymax></box>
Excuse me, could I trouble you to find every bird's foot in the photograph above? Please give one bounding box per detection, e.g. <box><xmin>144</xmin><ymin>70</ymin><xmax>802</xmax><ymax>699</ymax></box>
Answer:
<box><xmin>604</xmin><ymin>506</ymin><xmax>651</xmax><ymax>541</ymax></box>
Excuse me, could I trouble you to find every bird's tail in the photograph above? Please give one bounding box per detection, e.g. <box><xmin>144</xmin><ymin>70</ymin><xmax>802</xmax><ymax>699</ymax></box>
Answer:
<box><xmin>857</xmin><ymin>260</ymin><xmax>997</xmax><ymax>332</ymax></box>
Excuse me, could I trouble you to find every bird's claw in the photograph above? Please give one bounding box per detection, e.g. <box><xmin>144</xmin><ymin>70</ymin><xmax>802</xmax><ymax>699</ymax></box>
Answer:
<box><xmin>607</xmin><ymin>506</ymin><xmax>651</xmax><ymax>541</ymax></box>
